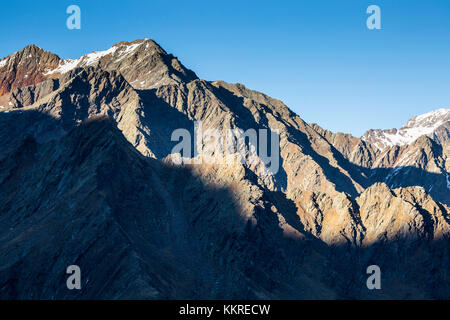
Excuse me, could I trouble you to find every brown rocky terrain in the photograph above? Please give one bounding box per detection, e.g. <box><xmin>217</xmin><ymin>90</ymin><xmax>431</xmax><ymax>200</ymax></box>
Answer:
<box><xmin>0</xmin><ymin>45</ymin><xmax>61</xmax><ymax>96</ymax></box>
<box><xmin>0</xmin><ymin>39</ymin><xmax>448</xmax><ymax>299</ymax></box>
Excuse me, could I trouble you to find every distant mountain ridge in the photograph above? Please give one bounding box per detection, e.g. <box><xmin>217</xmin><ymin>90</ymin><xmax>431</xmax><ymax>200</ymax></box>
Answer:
<box><xmin>362</xmin><ymin>108</ymin><xmax>450</xmax><ymax>150</ymax></box>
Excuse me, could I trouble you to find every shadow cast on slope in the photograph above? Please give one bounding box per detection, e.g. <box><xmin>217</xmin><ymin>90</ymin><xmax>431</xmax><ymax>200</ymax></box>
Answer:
<box><xmin>313</xmin><ymin>128</ymin><xmax>450</xmax><ymax>205</ymax></box>
<box><xmin>367</xmin><ymin>166</ymin><xmax>450</xmax><ymax>206</ymax></box>
<box><xmin>0</xmin><ymin>110</ymin><xmax>448</xmax><ymax>300</ymax></box>
<box><xmin>137</xmin><ymin>84</ymin><xmax>449</xmax><ymax>207</ymax></box>
<box><xmin>211</xmin><ymin>84</ymin><xmax>363</xmax><ymax>196</ymax></box>
<box><xmin>136</xmin><ymin>88</ymin><xmax>288</xmax><ymax>189</ymax></box>
<box><xmin>135</xmin><ymin>89</ymin><xmax>195</xmax><ymax>159</ymax></box>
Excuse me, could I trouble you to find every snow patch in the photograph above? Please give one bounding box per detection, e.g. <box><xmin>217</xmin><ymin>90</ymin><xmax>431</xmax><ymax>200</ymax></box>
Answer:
<box><xmin>45</xmin><ymin>58</ymin><xmax>80</xmax><ymax>75</ymax></box>
<box><xmin>44</xmin><ymin>41</ymin><xmax>146</xmax><ymax>76</ymax></box>
<box><xmin>83</xmin><ymin>46</ymin><xmax>118</xmax><ymax>66</ymax></box>
<box><xmin>412</xmin><ymin>108</ymin><xmax>448</xmax><ymax>123</ymax></box>
<box><xmin>45</xmin><ymin>46</ymin><xmax>118</xmax><ymax>75</ymax></box>
<box><xmin>44</xmin><ymin>41</ymin><xmax>149</xmax><ymax>76</ymax></box>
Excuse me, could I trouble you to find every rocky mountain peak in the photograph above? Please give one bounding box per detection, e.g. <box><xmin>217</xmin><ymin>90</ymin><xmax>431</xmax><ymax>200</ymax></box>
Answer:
<box><xmin>112</xmin><ymin>38</ymin><xmax>164</xmax><ymax>54</ymax></box>
<box><xmin>45</xmin><ymin>38</ymin><xmax>198</xmax><ymax>90</ymax></box>
<box><xmin>0</xmin><ymin>39</ymin><xmax>197</xmax><ymax>98</ymax></box>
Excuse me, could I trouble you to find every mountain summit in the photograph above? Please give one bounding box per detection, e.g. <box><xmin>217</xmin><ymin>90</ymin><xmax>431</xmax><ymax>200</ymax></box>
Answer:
<box><xmin>0</xmin><ymin>39</ymin><xmax>197</xmax><ymax>97</ymax></box>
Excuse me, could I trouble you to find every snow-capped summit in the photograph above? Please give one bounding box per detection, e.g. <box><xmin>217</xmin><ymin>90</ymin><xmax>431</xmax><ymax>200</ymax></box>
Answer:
<box><xmin>405</xmin><ymin>108</ymin><xmax>449</xmax><ymax>129</ymax></box>
<box><xmin>362</xmin><ymin>108</ymin><xmax>450</xmax><ymax>150</ymax></box>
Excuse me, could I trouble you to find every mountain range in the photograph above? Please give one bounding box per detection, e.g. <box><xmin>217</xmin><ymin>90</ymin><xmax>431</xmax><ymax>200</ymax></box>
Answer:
<box><xmin>0</xmin><ymin>39</ymin><xmax>448</xmax><ymax>299</ymax></box>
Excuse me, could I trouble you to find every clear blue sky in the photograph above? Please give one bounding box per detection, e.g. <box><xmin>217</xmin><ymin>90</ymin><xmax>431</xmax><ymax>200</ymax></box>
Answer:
<box><xmin>2</xmin><ymin>0</ymin><xmax>450</xmax><ymax>136</ymax></box>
